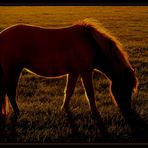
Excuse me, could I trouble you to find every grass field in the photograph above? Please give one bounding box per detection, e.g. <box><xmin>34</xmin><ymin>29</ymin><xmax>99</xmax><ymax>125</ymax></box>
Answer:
<box><xmin>0</xmin><ymin>6</ymin><xmax>148</xmax><ymax>143</ymax></box>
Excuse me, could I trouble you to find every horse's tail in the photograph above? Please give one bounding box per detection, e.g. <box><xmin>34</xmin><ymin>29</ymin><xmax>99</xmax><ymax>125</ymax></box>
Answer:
<box><xmin>0</xmin><ymin>65</ymin><xmax>9</xmax><ymax>115</ymax></box>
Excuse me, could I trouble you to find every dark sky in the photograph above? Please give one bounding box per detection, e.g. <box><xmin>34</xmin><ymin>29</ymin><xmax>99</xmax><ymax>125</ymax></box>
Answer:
<box><xmin>0</xmin><ymin>0</ymin><xmax>148</xmax><ymax>4</ymax></box>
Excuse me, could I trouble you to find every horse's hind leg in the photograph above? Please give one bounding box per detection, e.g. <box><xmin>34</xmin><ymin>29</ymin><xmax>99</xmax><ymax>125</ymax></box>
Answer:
<box><xmin>0</xmin><ymin>65</ymin><xmax>7</xmax><ymax>117</ymax></box>
<box><xmin>61</xmin><ymin>73</ymin><xmax>79</xmax><ymax>111</ymax></box>
<box><xmin>6</xmin><ymin>70</ymin><xmax>21</xmax><ymax>116</ymax></box>
<box><xmin>7</xmin><ymin>85</ymin><xmax>19</xmax><ymax>116</ymax></box>
<box><xmin>0</xmin><ymin>90</ymin><xmax>6</xmax><ymax>117</ymax></box>
<box><xmin>0</xmin><ymin>91</ymin><xmax>6</xmax><ymax>131</ymax></box>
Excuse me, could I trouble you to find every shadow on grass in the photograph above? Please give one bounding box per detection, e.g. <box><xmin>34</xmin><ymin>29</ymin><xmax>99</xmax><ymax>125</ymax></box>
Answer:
<box><xmin>0</xmin><ymin>110</ymin><xmax>147</xmax><ymax>143</ymax></box>
<box><xmin>125</xmin><ymin>110</ymin><xmax>148</xmax><ymax>143</ymax></box>
<box><xmin>64</xmin><ymin>110</ymin><xmax>113</xmax><ymax>143</ymax></box>
<box><xmin>64</xmin><ymin>109</ymin><xmax>148</xmax><ymax>143</ymax></box>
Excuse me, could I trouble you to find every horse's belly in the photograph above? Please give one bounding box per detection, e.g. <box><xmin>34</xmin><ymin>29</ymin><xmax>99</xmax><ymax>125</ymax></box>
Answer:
<box><xmin>25</xmin><ymin>47</ymin><xmax>93</xmax><ymax>77</ymax></box>
<box><xmin>25</xmin><ymin>59</ymin><xmax>76</xmax><ymax>78</ymax></box>
<box><xmin>25</xmin><ymin>65</ymin><xmax>68</xmax><ymax>78</ymax></box>
<box><xmin>25</xmin><ymin>58</ymin><xmax>90</xmax><ymax>78</ymax></box>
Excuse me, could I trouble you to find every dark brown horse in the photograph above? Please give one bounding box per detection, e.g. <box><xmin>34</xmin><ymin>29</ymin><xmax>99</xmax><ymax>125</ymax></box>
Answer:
<box><xmin>0</xmin><ymin>19</ymin><xmax>141</xmax><ymax>132</ymax></box>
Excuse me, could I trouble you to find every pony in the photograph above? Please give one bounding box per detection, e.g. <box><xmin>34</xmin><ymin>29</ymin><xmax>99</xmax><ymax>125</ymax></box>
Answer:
<box><xmin>0</xmin><ymin>19</ymin><xmax>140</xmax><ymax>132</ymax></box>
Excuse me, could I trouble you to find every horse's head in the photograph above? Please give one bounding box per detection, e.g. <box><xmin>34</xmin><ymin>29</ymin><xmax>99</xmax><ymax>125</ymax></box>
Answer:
<box><xmin>110</xmin><ymin>67</ymin><xmax>138</xmax><ymax>114</ymax></box>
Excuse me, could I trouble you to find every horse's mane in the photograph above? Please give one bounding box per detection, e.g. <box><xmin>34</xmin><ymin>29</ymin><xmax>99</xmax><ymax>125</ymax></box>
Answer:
<box><xmin>76</xmin><ymin>19</ymin><xmax>130</xmax><ymax>66</ymax></box>
<box><xmin>75</xmin><ymin>19</ymin><xmax>138</xmax><ymax>93</ymax></box>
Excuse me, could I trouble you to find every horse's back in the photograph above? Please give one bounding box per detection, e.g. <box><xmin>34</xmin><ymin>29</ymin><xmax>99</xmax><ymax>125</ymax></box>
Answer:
<box><xmin>0</xmin><ymin>23</ymin><xmax>86</xmax><ymax>50</ymax></box>
<box><xmin>0</xmin><ymin>23</ymin><xmax>95</xmax><ymax>77</ymax></box>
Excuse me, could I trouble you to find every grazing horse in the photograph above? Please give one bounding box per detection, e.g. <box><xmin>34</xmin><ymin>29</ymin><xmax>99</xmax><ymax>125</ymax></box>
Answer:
<box><xmin>0</xmin><ymin>19</ymin><xmax>140</xmax><ymax>131</ymax></box>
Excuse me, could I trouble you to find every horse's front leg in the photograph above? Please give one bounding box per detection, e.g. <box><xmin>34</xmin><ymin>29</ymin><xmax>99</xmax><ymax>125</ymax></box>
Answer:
<box><xmin>81</xmin><ymin>71</ymin><xmax>109</xmax><ymax>136</ymax></box>
<box><xmin>80</xmin><ymin>71</ymin><xmax>98</xmax><ymax>115</ymax></box>
<box><xmin>61</xmin><ymin>73</ymin><xmax>79</xmax><ymax>112</ymax></box>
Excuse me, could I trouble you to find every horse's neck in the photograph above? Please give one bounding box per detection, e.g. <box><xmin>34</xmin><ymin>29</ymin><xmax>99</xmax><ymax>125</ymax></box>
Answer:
<box><xmin>101</xmin><ymin>64</ymin><xmax>127</xmax><ymax>83</ymax></box>
<box><xmin>102</xmin><ymin>50</ymin><xmax>131</xmax><ymax>82</ymax></box>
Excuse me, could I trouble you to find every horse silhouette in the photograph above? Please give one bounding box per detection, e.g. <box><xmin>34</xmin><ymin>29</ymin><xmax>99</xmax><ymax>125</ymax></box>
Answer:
<box><xmin>0</xmin><ymin>19</ymin><xmax>143</xmax><ymax>134</ymax></box>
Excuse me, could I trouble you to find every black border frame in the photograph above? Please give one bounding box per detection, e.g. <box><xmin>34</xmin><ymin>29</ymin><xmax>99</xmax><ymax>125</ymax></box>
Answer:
<box><xmin>0</xmin><ymin>1</ymin><xmax>147</xmax><ymax>146</ymax></box>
